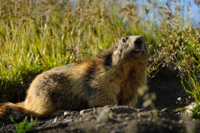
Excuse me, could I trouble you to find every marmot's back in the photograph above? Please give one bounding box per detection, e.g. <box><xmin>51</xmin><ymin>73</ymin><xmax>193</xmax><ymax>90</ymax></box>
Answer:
<box><xmin>0</xmin><ymin>36</ymin><xmax>148</xmax><ymax>124</ymax></box>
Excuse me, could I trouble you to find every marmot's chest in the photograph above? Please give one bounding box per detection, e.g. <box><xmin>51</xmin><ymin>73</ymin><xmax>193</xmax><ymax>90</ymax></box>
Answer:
<box><xmin>117</xmin><ymin>69</ymin><xmax>142</xmax><ymax>105</ymax></box>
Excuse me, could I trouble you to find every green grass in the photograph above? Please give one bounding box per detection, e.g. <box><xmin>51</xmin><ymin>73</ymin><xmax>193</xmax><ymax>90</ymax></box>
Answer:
<box><xmin>0</xmin><ymin>0</ymin><xmax>199</xmax><ymax>118</ymax></box>
<box><xmin>0</xmin><ymin>0</ymin><xmax>158</xmax><ymax>102</ymax></box>
<box><xmin>10</xmin><ymin>116</ymin><xmax>37</xmax><ymax>133</ymax></box>
<box><xmin>192</xmin><ymin>104</ymin><xmax>200</xmax><ymax>119</ymax></box>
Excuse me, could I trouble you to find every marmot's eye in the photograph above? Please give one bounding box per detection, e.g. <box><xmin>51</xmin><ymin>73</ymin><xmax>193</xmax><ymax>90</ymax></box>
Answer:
<box><xmin>122</xmin><ymin>37</ymin><xmax>129</xmax><ymax>43</ymax></box>
<box><xmin>122</xmin><ymin>38</ymin><xmax>126</xmax><ymax>43</ymax></box>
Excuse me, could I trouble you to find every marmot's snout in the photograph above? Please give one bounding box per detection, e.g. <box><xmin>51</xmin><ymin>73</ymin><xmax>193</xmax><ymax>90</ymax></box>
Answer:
<box><xmin>134</xmin><ymin>36</ymin><xmax>144</xmax><ymax>52</ymax></box>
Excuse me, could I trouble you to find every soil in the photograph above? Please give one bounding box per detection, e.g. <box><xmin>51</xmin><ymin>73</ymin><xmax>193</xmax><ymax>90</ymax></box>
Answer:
<box><xmin>0</xmin><ymin>69</ymin><xmax>200</xmax><ymax>133</ymax></box>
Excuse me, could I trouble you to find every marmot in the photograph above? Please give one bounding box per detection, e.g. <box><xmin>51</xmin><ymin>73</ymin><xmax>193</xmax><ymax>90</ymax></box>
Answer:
<box><xmin>0</xmin><ymin>36</ymin><xmax>148</xmax><ymax>121</ymax></box>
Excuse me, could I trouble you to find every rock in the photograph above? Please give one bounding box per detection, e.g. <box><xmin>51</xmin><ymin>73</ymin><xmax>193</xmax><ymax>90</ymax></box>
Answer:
<box><xmin>97</xmin><ymin>108</ymin><xmax>112</xmax><ymax>123</ymax></box>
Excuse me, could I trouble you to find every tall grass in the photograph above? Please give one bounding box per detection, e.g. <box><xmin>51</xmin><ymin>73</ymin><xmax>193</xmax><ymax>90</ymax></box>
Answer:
<box><xmin>0</xmin><ymin>0</ymin><xmax>157</xmax><ymax>102</ymax></box>
<box><xmin>0</xmin><ymin>0</ymin><xmax>122</xmax><ymax>102</ymax></box>
<box><xmin>0</xmin><ymin>0</ymin><xmax>199</xmax><ymax>118</ymax></box>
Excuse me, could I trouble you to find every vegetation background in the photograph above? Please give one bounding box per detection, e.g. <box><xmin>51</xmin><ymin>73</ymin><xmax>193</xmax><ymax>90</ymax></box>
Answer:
<box><xmin>0</xmin><ymin>0</ymin><xmax>199</xmax><ymax>119</ymax></box>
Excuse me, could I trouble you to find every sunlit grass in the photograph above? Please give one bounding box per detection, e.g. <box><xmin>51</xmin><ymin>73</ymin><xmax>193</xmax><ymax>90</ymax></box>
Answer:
<box><xmin>0</xmin><ymin>0</ymin><xmax>158</xmax><ymax>102</ymax></box>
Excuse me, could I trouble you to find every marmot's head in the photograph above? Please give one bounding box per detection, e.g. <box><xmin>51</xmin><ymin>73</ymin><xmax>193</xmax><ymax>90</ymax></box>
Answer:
<box><xmin>112</xmin><ymin>36</ymin><xmax>148</xmax><ymax>65</ymax></box>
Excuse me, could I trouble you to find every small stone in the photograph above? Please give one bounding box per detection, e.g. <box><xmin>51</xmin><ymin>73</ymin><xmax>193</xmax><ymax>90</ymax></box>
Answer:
<box><xmin>80</xmin><ymin>108</ymin><xmax>93</xmax><ymax>116</ymax></box>
<box><xmin>177</xmin><ymin>97</ymin><xmax>181</xmax><ymax>101</ymax></box>
<box><xmin>64</xmin><ymin>111</ymin><xmax>71</xmax><ymax>117</ymax></box>
<box><xmin>147</xmin><ymin>117</ymin><xmax>151</xmax><ymax>121</ymax></box>
<box><xmin>63</xmin><ymin>119</ymin><xmax>72</xmax><ymax>123</ymax></box>
<box><xmin>80</xmin><ymin>110</ymin><xmax>85</xmax><ymax>116</ymax></box>
<box><xmin>97</xmin><ymin>109</ymin><xmax>112</xmax><ymax>123</ymax></box>
<box><xmin>53</xmin><ymin>117</ymin><xmax>58</xmax><ymax>123</ymax></box>
<box><xmin>161</xmin><ymin>108</ymin><xmax>169</xmax><ymax>112</ymax></box>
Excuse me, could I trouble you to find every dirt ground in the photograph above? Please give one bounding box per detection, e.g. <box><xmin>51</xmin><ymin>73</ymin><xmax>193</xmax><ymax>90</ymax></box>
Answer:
<box><xmin>1</xmin><ymin>69</ymin><xmax>200</xmax><ymax>133</ymax></box>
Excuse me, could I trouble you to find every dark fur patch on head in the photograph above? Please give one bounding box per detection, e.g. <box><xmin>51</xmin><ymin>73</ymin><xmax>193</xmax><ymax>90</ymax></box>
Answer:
<box><xmin>103</xmin><ymin>52</ymin><xmax>113</xmax><ymax>67</ymax></box>
<box><xmin>82</xmin><ymin>50</ymin><xmax>113</xmax><ymax>96</ymax></box>
<box><xmin>96</xmin><ymin>49</ymin><xmax>114</xmax><ymax>68</ymax></box>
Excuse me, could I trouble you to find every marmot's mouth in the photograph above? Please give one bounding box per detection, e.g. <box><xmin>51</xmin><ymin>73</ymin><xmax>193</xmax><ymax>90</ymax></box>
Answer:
<box><xmin>131</xmin><ymin>48</ymin><xmax>143</xmax><ymax>54</ymax></box>
<box><xmin>136</xmin><ymin>48</ymin><xmax>141</xmax><ymax>52</ymax></box>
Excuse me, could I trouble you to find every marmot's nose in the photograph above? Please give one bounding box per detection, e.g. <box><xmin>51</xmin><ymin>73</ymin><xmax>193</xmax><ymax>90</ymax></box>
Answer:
<box><xmin>135</xmin><ymin>36</ymin><xmax>143</xmax><ymax>46</ymax></box>
<box><xmin>134</xmin><ymin>36</ymin><xmax>144</xmax><ymax>51</ymax></box>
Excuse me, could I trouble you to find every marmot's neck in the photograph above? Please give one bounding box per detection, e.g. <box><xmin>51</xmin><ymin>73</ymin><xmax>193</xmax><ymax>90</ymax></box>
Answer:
<box><xmin>94</xmin><ymin>49</ymin><xmax>146</xmax><ymax>80</ymax></box>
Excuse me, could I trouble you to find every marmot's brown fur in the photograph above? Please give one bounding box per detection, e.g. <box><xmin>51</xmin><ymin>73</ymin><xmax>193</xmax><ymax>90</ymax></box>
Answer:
<box><xmin>0</xmin><ymin>36</ymin><xmax>148</xmax><ymax>122</ymax></box>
